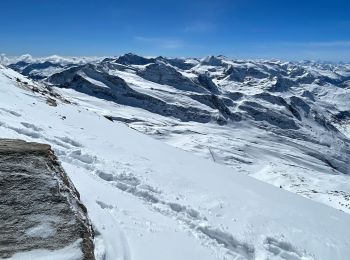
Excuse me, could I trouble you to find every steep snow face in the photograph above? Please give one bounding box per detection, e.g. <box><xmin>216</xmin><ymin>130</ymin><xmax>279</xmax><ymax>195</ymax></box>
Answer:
<box><xmin>2</xmin><ymin>64</ymin><xmax>350</xmax><ymax>260</ymax></box>
<box><xmin>10</xmin><ymin>54</ymin><xmax>350</xmax><ymax>214</ymax></box>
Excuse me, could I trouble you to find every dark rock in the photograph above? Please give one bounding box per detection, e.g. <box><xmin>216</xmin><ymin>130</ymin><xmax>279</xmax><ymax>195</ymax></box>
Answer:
<box><xmin>46</xmin><ymin>97</ymin><xmax>57</xmax><ymax>107</ymax></box>
<box><xmin>239</xmin><ymin>101</ymin><xmax>299</xmax><ymax>130</ymax></box>
<box><xmin>48</xmin><ymin>64</ymin><xmax>213</xmax><ymax>123</ymax></box>
<box><xmin>8</xmin><ymin>61</ymin><xmax>30</xmax><ymax>72</ymax></box>
<box><xmin>332</xmin><ymin>111</ymin><xmax>350</xmax><ymax>123</ymax></box>
<box><xmin>225</xmin><ymin>65</ymin><xmax>269</xmax><ymax>82</ymax></box>
<box><xmin>137</xmin><ymin>62</ymin><xmax>206</xmax><ymax>93</ymax></box>
<box><xmin>311</xmin><ymin>111</ymin><xmax>339</xmax><ymax>132</ymax></box>
<box><xmin>226</xmin><ymin>92</ymin><xmax>244</xmax><ymax>101</ymax></box>
<box><xmin>103</xmin><ymin>115</ymin><xmax>114</xmax><ymax>122</ymax></box>
<box><xmin>0</xmin><ymin>139</ymin><xmax>95</xmax><ymax>259</ymax></box>
<box><xmin>301</xmin><ymin>90</ymin><xmax>315</xmax><ymax>101</ymax></box>
<box><xmin>268</xmin><ymin>76</ymin><xmax>295</xmax><ymax>92</ymax></box>
<box><xmin>189</xmin><ymin>94</ymin><xmax>241</xmax><ymax>122</ymax></box>
<box><xmin>115</xmin><ymin>53</ymin><xmax>155</xmax><ymax>65</ymax></box>
<box><xmin>196</xmin><ymin>73</ymin><xmax>219</xmax><ymax>94</ymax></box>
<box><xmin>200</xmin><ymin>56</ymin><xmax>223</xmax><ymax>66</ymax></box>
<box><xmin>157</xmin><ymin>56</ymin><xmax>196</xmax><ymax>70</ymax></box>
<box><xmin>289</xmin><ymin>96</ymin><xmax>311</xmax><ymax>115</ymax></box>
<box><xmin>10</xmin><ymin>61</ymin><xmax>66</xmax><ymax>80</ymax></box>
<box><xmin>253</xmin><ymin>92</ymin><xmax>288</xmax><ymax>107</ymax></box>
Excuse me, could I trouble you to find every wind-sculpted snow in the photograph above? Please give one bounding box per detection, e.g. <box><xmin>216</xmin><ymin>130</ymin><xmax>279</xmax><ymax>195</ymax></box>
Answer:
<box><xmin>7</xmin><ymin>54</ymin><xmax>350</xmax><ymax>216</ymax></box>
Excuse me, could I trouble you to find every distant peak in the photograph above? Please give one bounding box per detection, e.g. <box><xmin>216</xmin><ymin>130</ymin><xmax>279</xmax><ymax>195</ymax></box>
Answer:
<box><xmin>200</xmin><ymin>55</ymin><xmax>223</xmax><ymax>66</ymax></box>
<box><xmin>115</xmin><ymin>53</ymin><xmax>155</xmax><ymax>65</ymax></box>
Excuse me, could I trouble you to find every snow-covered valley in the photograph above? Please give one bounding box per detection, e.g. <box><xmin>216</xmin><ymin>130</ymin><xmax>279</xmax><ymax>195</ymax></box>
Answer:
<box><xmin>1</xmin><ymin>54</ymin><xmax>350</xmax><ymax>259</ymax></box>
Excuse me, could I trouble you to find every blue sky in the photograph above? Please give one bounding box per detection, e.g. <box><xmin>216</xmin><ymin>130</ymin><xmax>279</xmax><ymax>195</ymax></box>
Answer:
<box><xmin>0</xmin><ymin>0</ymin><xmax>349</xmax><ymax>61</ymax></box>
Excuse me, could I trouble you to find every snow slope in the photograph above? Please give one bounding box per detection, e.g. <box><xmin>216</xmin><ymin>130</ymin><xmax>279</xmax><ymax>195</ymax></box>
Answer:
<box><xmin>1</xmin><ymin>66</ymin><xmax>350</xmax><ymax>260</ymax></box>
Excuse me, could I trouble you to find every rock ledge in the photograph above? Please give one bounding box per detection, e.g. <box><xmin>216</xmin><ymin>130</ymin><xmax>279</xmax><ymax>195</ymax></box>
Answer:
<box><xmin>0</xmin><ymin>139</ymin><xmax>95</xmax><ymax>259</ymax></box>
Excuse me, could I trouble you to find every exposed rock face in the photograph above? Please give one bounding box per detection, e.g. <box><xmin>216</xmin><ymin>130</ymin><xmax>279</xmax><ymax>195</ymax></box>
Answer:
<box><xmin>114</xmin><ymin>53</ymin><xmax>155</xmax><ymax>65</ymax></box>
<box><xmin>136</xmin><ymin>62</ymin><xmax>207</xmax><ymax>93</ymax></box>
<box><xmin>9</xmin><ymin>61</ymin><xmax>66</xmax><ymax>80</ymax></box>
<box><xmin>158</xmin><ymin>57</ymin><xmax>196</xmax><ymax>70</ymax></box>
<box><xmin>0</xmin><ymin>139</ymin><xmax>94</xmax><ymax>259</ymax></box>
<box><xmin>225</xmin><ymin>65</ymin><xmax>269</xmax><ymax>82</ymax></box>
<box><xmin>47</xmin><ymin>64</ymin><xmax>214</xmax><ymax>123</ymax></box>
<box><xmin>200</xmin><ymin>55</ymin><xmax>223</xmax><ymax>66</ymax></box>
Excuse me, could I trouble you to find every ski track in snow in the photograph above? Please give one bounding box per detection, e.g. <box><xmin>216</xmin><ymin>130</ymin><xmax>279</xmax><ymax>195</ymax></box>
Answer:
<box><xmin>2</xmin><ymin>115</ymin><xmax>251</xmax><ymax>259</ymax></box>
<box><xmin>0</xmin><ymin>112</ymin><xmax>313</xmax><ymax>260</ymax></box>
<box><xmin>264</xmin><ymin>237</ymin><xmax>309</xmax><ymax>260</ymax></box>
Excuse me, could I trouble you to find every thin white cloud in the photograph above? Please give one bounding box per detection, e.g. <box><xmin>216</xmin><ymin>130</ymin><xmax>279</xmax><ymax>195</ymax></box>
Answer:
<box><xmin>135</xmin><ymin>36</ymin><xmax>184</xmax><ymax>49</ymax></box>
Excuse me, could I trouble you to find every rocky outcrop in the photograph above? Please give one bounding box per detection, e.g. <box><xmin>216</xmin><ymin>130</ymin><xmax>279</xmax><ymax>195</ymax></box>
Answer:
<box><xmin>238</xmin><ymin>101</ymin><xmax>299</xmax><ymax>130</ymax></box>
<box><xmin>200</xmin><ymin>56</ymin><xmax>223</xmax><ymax>66</ymax></box>
<box><xmin>9</xmin><ymin>61</ymin><xmax>66</xmax><ymax>80</ymax></box>
<box><xmin>0</xmin><ymin>139</ymin><xmax>94</xmax><ymax>259</ymax></box>
<box><xmin>48</xmin><ymin>64</ymin><xmax>213</xmax><ymax>123</ymax></box>
<box><xmin>158</xmin><ymin>57</ymin><xmax>197</xmax><ymax>70</ymax></box>
<box><xmin>137</xmin><ymin>62</ymin><xmax>207</xmax><ymax>93</ymax></box>
<box><xmin>115</xmin><ymin>53</ymin><xmax>156</xmax><ymax>65</ymax></box>
<box><xmin>225</xmin><ymin>65</ymin><xmax>269</xmax><ymax>82</ymax></box>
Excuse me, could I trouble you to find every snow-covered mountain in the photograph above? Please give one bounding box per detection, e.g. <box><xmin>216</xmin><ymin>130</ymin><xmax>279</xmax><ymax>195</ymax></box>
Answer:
<box><xmin>2</xmin><ymin>59</ymin><xmax>350</xmax><ymax>260</ymax></box>
<box><xmin>8</xmin><ymin>53</ymin><xmax>350</xmax><ymax>215</ymax></box>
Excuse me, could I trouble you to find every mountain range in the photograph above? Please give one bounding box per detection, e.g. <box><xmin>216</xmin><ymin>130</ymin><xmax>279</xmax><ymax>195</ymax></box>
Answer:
<box><xmin>6</xmin><ymin>53</ymin><xmax>350</xmax><ymax>213</ymax></box>
<box><xmin>1</xmin><ymin>53</ymin><xmax>350</xmax><ymax>259</ymax></box>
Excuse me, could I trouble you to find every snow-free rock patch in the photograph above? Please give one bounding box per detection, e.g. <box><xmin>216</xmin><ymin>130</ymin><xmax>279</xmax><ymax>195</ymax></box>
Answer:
<box><xmin>0</xmin><ymin>139</ymin><xmax>95</xmax><ymax>259</ymax></box>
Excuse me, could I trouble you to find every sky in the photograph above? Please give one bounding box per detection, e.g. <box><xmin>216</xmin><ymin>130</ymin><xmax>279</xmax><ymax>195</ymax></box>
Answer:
<box><xmin>0</xmin><ymin>0</ymin><xmax>349</xmax><ymax>61</ymax></box>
